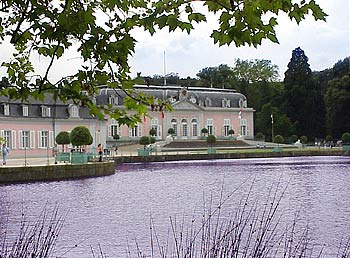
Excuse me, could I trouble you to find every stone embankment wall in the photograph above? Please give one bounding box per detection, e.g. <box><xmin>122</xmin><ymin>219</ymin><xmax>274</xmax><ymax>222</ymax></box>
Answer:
<box><xmin>0</xmin><ymin>161</ymin><xmax>115</xmax><ymax>184</ymax></box>
<box><xmin>114</xmin><ymin>150</ymin><xmax>349</xmax><ymax>163</ymax></box>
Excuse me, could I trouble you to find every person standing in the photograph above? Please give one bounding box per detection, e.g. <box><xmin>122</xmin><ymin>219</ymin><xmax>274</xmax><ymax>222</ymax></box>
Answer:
<box><xmin>97</xmin><ymin>144</ymin><xmax>103</xmax><ymax>162</ymax></box>
<box><xmin>2</xmin><ymin>143</ymin><xmax>9</xmax><ymax>165</ymax></box>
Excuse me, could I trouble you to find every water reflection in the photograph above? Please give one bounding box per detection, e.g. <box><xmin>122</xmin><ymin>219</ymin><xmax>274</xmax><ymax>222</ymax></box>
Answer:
<box><xmin>0</xmin><ymin>156</ymin><xmax>349</xmax><ymax>257</ymax></box>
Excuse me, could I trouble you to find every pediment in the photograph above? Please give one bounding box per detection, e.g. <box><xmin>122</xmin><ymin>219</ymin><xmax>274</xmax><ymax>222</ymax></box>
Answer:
<box><xmin>172</xmin><ymin>100</ymin><xmax>203</xmax><ymax>111</ymax></box>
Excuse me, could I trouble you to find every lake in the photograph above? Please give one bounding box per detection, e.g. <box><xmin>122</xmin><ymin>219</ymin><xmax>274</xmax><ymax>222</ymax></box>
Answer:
<box><xmin>1</xmin><ymin>156</ymin><xmax>349</xmax><ymax>257</ymax></box>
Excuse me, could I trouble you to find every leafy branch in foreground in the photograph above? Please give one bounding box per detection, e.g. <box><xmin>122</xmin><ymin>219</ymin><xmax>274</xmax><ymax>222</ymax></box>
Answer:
<box><xmin>0</xmin><ymin>0</ymin><xmax>327</xmax><ymax>124</ymax></box>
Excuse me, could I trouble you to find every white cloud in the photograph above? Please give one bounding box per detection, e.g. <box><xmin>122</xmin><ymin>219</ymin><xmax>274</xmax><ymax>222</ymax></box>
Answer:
<box><xmin>1</xmin><ymin>0</ymin><xmax>348</xmax><ymax>82</ymax></box>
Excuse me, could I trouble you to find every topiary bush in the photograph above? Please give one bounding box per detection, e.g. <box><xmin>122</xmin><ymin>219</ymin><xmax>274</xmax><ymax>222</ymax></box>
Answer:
<box><xmin>290</xmin><ymin>134</ymin><xmax>298</xmax><ymax>143</ymax></box>
<box><xmin>206</xmin><ymin>134</ymin><xmax>217</xmax><ymax>147</ymax></box>
<box><xmin>300</xmin><ymin>135</ymin><xmax>308</xmax><ymax>144</ymax></box>
<box><xmin>274</xmin><ymin>135</ymin><xmax>284</xmax><ymax>144</ymax></box>
<box><xmin>167</xmin><ymin>128</ymin><xmax>175</xmax><ymax>135</ymax></box>
<box><xmin>149</xmin><ymin>128</ymin><xmax>157</xmax><ymax>137</ymax></box>
<box><xmin>139</xmin><ymin>136</ymin><xmax>151</xmax><ymax>150</ymax></box>
<box><xmin>70</xmin><ymin>126</ymin><xmax>93</xmax><ymax>147</ymax></box>
<box><xmin>201</xmin><ymin>128</ymin><xmax>208</xmax><ymax>136</ymax></box>
<box><xmin>113</xmin><ymin>134</ymin><xmax>120</xmax><ymax>141</ymax></box>
<box><xmin>55</xmin><ymin>131</ymin><xmax>70</xmax><ymax>152</ymax></box>
<box><xmin>255</xmin><ymin>132</ymin><xmax>265</xmax><ymax>141</ymax></box>
<box><xmin>342</xmin><ymin>132</ymin><xmax>350</xmax><ymax>144</ymax></box>
<box><xmin>228</xmin><ymin>129</ymin><xmax>235</xmax><ymax>136</ymax></box>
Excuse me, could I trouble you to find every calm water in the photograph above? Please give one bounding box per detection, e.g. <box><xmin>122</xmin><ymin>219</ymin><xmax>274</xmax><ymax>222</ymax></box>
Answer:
<box><xmin>0</xmin><ymin>156</ymin><xmax>350</xmax><ymax>257</ymax></box>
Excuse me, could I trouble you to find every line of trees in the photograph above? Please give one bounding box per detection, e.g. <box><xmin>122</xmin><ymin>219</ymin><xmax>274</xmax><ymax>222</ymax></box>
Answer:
<box><xmin>136</xmin><ymin>50</ymin><xmax>350</xmax><ymax>142</ymax></box>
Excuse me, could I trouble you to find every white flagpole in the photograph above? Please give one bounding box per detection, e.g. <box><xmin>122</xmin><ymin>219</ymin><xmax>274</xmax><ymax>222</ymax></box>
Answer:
<box><xmin>163</xmin><ymin>50</ymin><xmax>167</xmax><ymax>86</ymax></box>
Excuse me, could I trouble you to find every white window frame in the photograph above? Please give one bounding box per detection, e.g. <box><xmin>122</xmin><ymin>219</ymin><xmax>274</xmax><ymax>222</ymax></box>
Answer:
<box><xmin>129</xmin><ymin>124</ymin><xmax>141</xmax><ymax>138</ymax></box>
<box><xmin>191</xmin><ymin>118</ymin><xmax>198</xmax><ymax>137</ymax></box>
<box><xmin>38</xmin><ymin>131</ymin><xmax>49</xmax><ymax>148</ymax></box>
<box><xmin>4</xmin><ymin>104</ymin><xmax>9</xmax><ymax>116</ymax></box>
<box><xmin>171</xmin><ymin>118</ymin><xmax>178</xmax><ymax>137</ymax></box>
<box><xmin>206</xmin><ymin>118</ymin><xmax>214</xmax><ymax>135</ymax></box>
<box><xmin>108</xmin><ymin>118</ymin><xmax>120</xmax><ymax>138</ymax></box>
<box><xmin>181</xmin><ymin>119</ymin><xmax>188</xmax><ymax>138</ymax></box>
<box><xmin>240</xmin><ymin>119</ymin><xmax>247</xmax><ymax>136</ymax></box>
<box><xmin>223</xmin><ymin>119</ymin><xmax>231</xmax><ymax>137</ymax></box>
<box><xmin>41</xmin><ymin>106</ymin><xmax>51</xmax><ymax>117</ymax></box>
<box><xmin>19</xmin><ymin>130</ymin><xmax>31</xmax><ymax>149</ymax></box>
<box><xmin>22</xmin><ymin>105</ymin><xmax>29</xmax><ymax>116</ymax></box>
<box><xmin>69</xmin><ymin>104</ymin><xmax>80</xmax><ymax>118</ymax></box>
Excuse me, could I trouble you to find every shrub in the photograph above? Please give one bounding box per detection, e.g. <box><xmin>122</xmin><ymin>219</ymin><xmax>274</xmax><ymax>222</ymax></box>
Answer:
<box><xmin>150</xmin><ymin>137</ymin><xmax>156</xmax><ymax>144</ymax></box>
<box><xmin>113</xmin><ymin>134</ymin><xmax>120</xmax><ymax>141</ymax></box>
<box><xmin>290</xmin><ymin>134</ymin><xmax>298</xmax><ymax>143</ymax></box>
<box><xmin>167</xmin><ymin>128</ymin><xmax>175</xmax><ymax>135</ymax></box>
<box><xmin>228</xmin><ymin>129</ymin><xmax>235</xmax><ymax>136</ymax></box>
<box><xmin>255</xmin><ymin>132</ymin><xmax>265</xmax><ymax>141</ymax></box>
<box><xmin>206</xmin><ymin>135</ymin><xmax>217</xmax><ymax>147</ymax></box>
<box><xmin>201</xmin><ymin>128</ymin><xmax>208</xmax><ymax>136</ymax></box>
<box><xmin>300</xmin><ymin>135</ymin><xmax>308</xmax><ymax>144</ymax></box>
<box><xmin>149</xmin><ymin>128</ymin><xmax>157</xmax><ymax>136</ymax></box>
<box><xmin>342</xmin><ymin>132</ymin><xmax>350</xmax><ymax>144</ymax></box>
<box><xmin>325</xmin><ymin>135</ymin><xmax>333</xmax><ymax>142</ymax></box>
<box><xmin>274</xmin><ymin>135</ymin><xmax>284</xmax><ymax>144</ymax></box>
<box><xmin>70</xmin><ymin>126</ymin><xmax>93</xmax><ymax>147</ymax></box>
<box><xmin>139</xmin><ymin>136</ymin><xmax>151</xmax><ymax>149</ymax></box>
<box><xmin>55</xmin><ymin>131</ymin><xmax>70</xmax><ymax>151</ymax></box>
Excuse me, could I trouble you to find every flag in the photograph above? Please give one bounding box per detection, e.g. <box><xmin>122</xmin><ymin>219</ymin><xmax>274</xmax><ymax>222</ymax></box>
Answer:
<box><xmin>143</xmin><ymin>115</ymin><xmax>147</xmax><ymax>123</ymax></box>
<box><xmin>161</xmin><ymin>111</ymin><xmax>165</xmax><ymax>119</ymax></box>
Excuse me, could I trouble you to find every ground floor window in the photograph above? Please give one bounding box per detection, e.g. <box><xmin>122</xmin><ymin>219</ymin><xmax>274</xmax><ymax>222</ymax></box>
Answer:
<box><xmin>38</xmin><ymin>131</ymin><xmax>49</xmax><ymax>148</ymax></box>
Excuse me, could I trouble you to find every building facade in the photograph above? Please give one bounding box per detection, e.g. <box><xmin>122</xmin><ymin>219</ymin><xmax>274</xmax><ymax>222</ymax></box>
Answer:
<box><xmin>0</xmin><ymin>85</ymin><xmax>254</xmax><ymax>157</ymax></box>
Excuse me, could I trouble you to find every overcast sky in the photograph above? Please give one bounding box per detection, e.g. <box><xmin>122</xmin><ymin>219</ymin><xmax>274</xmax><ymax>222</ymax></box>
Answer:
<box><xmin>0</xmin><ymin>0</ymin><xmax>349</xmax><ymax>82</ymax></box>
<box><xmin>130</xmin><ymin>0</ymin><xmax>349</xmax><ymax>80</ymax></box>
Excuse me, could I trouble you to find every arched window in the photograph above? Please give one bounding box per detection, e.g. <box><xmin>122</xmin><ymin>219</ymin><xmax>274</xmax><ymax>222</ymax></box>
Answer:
<box><xmin>108</xmin><ymin>95</ymin><xmax>118</xmax><ymax>106</ymax></box>
<box><xmin>191</xmin><ymin>118</ymin><xmax>198</xmax><ymax>137</ymax></box>
<box><xmin>68</xmin><ymin>104</ymin><xmax>79</xmax><ymax>118</ymax></box>
<box><xmin>205</xmin><ymin>97</ymin><xmax>212</xmax><ymax>107</ymax></box>
<box><xmin>181</xmin><ymin>119</ymin><xmax>188</xmax><ymax>138</ymax></box>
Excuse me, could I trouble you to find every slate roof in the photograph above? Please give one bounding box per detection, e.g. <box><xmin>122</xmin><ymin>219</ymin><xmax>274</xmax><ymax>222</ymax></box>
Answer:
<box><xmin>96</xmin><ymin>85</ymin><xmax>247</xmax><ymax>108</ymax></box>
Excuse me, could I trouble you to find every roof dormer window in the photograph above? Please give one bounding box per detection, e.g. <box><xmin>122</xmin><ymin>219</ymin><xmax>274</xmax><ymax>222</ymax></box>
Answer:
<box><xmin>3</xmin><ymin>104</ymin><xmax>9</xmax><ymax>116</ymax></box>
<box><xmin>41</xmin><ymin>105</ymin><xmax>51</xmax><ymax>117</ymax></box>
<box><xmin>205</xmin><ymin>97</ymin><xmax>212</xmax><ymax>107</ymax></box>
<box><xmin>22</xmin><ymin>105</ymin><xmax>28</xmax><ymax>116</ymax></box>
<box><xmin>68</xmin><ymin>104</ymin><xmax>79</xmax><ymax>118</ymax></box>
<box><xmin>108</xmin><ymin>95</ymin><xmax>118</xmax><ymax>106</ymax></box>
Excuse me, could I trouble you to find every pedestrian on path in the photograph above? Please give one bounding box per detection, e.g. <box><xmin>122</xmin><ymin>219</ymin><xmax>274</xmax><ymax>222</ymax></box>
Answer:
<box><xmin>2</xmin><ymin>143</ymin><xmax>9</xmax><ymax>165</ymax></box>
<box><xmin>97</xmin><ymin>144</ymin><xmax>103</xmax><ymax>162</ymax></box>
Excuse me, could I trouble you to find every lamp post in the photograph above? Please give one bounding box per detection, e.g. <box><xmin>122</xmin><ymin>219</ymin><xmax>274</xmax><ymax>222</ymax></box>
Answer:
<box><xmin>271</xmin><ymin>112</ymin><xmax>274</xmax><ymax>143</ymax></box>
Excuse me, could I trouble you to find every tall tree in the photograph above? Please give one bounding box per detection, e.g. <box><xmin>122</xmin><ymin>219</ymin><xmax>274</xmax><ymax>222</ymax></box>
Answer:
<box><xmin>283</xmin><ymin>47</ymin><xmax>324</xmax><ymax>139</ymax></box>
<box><xmin>324</xmin><ymin>57</ymin><xmax>350</xmax><ymax>138</ymax></box>
<box><xmin>196</xmin><ymin>64</ymin><xmax>234</xmax><ymax>88</ymax></box>
<box><xmin>0</xmin><ymin>0</ymin><xmax>327</xmax><ymax>126</ymax></box>
<box><xmin>232</xmin><ymin>59</ymin><xmax>279</xmax><ymax>83</ymax></box>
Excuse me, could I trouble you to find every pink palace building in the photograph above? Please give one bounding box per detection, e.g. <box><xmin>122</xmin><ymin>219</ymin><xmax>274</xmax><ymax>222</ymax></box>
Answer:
<box><xmin>0</xmin><ymin>85</ymin><xmax>254</xmax><ymax>157</ymax></box>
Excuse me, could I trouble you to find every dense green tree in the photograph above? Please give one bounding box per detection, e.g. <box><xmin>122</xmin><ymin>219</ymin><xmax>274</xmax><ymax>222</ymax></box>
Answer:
<box><xmin>323</xmin><ymin>58</ymin><xmax>350</xmax><ymax>138</ymax></box>
<box><xmin>283</xmin><ymin>47</ymin><xmax>325</xmax><ymax>139</ymax></box>
<box><xmin>255</xmin><ymin>103</ymin><xmax>294</xmax><ymax>141</ymax></box>
<box><xmin>55</xmin><ymin>131</ymin><xmax>70</xmax><ymax>152</ymax></box>
<box><xmin>274</xmin><ymin>135</ymin><xmax>284</xmax><ymax>144</ymax></box>
<box><xmin>342</xmin><ymin>132</ymin><xmax>350</xmax><ymax>145</ymax></box>
<box><xmin>196</xmin><ymin>64</ymin><xmax>234</xmax><ymax>88</ymax></box>
<box><xmin>70</xmin><ymin>126</ymin><xmax>93</xmax><ymax>147</ymax></box>
<box><xmin>232</xmin><ymin>59</ymin><xmax>279</xmax><ymax>83</ymax></box>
